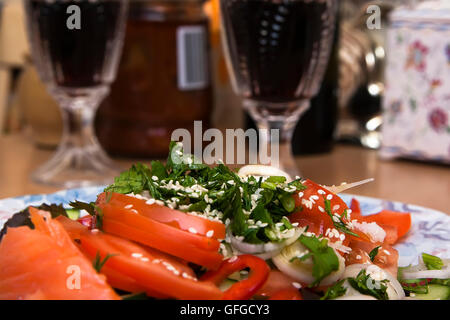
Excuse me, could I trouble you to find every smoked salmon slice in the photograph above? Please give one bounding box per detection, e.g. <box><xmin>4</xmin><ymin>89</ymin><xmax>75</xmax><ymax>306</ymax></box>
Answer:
<box><xmin>0</xmin><ymin>208</ymin><xmax>119</xmax><ymax>300</ymax></box>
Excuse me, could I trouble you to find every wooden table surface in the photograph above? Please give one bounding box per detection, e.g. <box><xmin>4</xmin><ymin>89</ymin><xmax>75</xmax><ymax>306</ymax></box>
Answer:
<box><xmin>0</xmin><ymin>134</ymin><xmax>449</xmax><ymax>214</ymax></box>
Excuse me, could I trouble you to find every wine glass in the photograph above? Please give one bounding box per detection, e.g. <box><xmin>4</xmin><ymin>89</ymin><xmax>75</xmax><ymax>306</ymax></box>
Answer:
<box><xmin>24</xmin><ymin>0</ymin><xmax>128</xmax><ymax>188</ymax></box>
<box><xmin>219</xmin><ymin>0</ymin><xmax>338</xmax><ymax>177</ymax></box>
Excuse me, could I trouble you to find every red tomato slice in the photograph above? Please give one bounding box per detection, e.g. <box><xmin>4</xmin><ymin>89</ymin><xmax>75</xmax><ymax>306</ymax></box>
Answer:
<box><xmin>201</xmin><ymin>255</ymin><xmax>270</xmax><ymax>300</ymax></box>
<box><xmin>377</xmin><ymin>223</ymin><xmax>398</xmax><ymax>245</ymax></box>
<box><xmin>256</xmin><ymin>270</ymin><xmax>302</xmax><ymax>298</ymax></box>
<box><xmin>269</xmin><ymin>289</ymin><xmax>303</xmax><ymax>300</ymax></box>
<box><xmin>57</xmin><ymin>215</ymin><xmax>200</xmax><ymax>297</ymax></box>
<box><xmin>59</xmin><ymin>208</ymin><xmax>223</xmax><ymax>269</ymax></box>
<box><xmin>79</xmin><ymin>230</ymin><xmax>223</xmax><ymax>300</ymax></box>
<box><xmin>350</xmin><ymin>198</ymin><xmax>361</xmax><ymax>215</ymax></box>
<box><xmin>97</xmin><ymin>192</ymin><xmax>226</xmax><ymax>240</ymax></box>
<box><xmin>101</xmin><ymin>203</ymin><xmax>221</xmax><ymax>251</ymax></box>
<box><xmin>103</xmin><ymin>218</ymin><xmax>223</xmax><ymax>270</ymax></box>
<box><xmin>347</xmin><ymin>238</ymin><xmax>399</xmax><ymax>276</ymax></box>
<box><xmin>290</xmin><ymin>179</ymin><xmax>352</xmax><ymax>246</ymax></box>
<box><xmin>357</xmin><ymin>210</ymin><xmax>411</xmax><ymax>240</ymax></box>
<box><xmin>99</xmin><ymin>264</ymin><xmax>168</xmax><ymax>298</ymax></box>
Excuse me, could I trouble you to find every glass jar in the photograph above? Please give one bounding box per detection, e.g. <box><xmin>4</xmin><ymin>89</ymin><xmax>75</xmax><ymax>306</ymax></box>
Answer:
<box><xmin>96</xmin><ymin>0</ymin><xmax>213</xmax><ymax>158</ymax></box>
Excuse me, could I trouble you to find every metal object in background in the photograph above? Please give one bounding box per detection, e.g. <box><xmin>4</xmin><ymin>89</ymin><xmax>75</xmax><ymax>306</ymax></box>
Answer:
<box><xmin>336</xmin><ymin>0</ymin><xmax>398</xmax><ymax>149</ymax></box>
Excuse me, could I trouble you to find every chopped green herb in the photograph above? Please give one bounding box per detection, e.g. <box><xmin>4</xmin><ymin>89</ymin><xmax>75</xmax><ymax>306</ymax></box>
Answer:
<box><xmin>347</xmin><ymin>269</ymin><xmax>389</xmax><ymax>300</ymax></box>
<box><xmin>92</xmin><ymin>252</ymin><xmax>117</xmax><ymax>273</ymax></box>
<box><xmin>369</xmin><ymin>246</ymin><xmax>381</xmax><ymax>262</ymax></box>
<box><xmin>69</xmin><ymin>201</ymin><xmax>97</xmax><ymax>216</ymax></box>
<box><xmin>103</xmin><ymin>142</ymin><xmax>308</xmax><ymax>244</ymax></box>
<box><xmin>323</xmin><ymin>199</ymin><xmax>358</xmax><ymax>237</ymax></box>
<box><xmin>320</xmin><ymin>279</ymin><xmax>347</xmax><ymax>300</ymax></box>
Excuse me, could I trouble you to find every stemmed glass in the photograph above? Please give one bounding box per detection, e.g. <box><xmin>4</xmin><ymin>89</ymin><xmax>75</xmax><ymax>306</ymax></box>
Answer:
<box><xmin>219</xmin><ymin>0</ymin><xmax>338</xmax><ymax>177</ymax></box>
<box><xmin>24</xmin><ymin>0</ymin><xmax>128</xmax><ymax>187</ymax></box>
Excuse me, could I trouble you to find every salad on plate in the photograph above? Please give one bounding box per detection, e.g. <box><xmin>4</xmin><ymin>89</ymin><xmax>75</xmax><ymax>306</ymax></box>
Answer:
<box><xmin>0</xmin><ymin>142</ymin><xmax>448</xmax><ymax>300</ymax></box>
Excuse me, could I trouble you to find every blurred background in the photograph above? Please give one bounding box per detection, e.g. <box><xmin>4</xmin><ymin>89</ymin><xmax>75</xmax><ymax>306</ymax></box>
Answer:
<box><xmin>0</xmin><ymin>0</ymin><xmax>448</xmax><ymax>210</ymax></box>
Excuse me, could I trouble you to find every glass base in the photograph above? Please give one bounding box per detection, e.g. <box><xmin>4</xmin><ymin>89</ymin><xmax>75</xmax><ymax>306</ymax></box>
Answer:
<box><xmin>31</xmin><ymin>142</ymin><xmax>121</xmax><ymax>188</ymax></box>
<box><xmin>244</xmin><ymin>99</ymin><xmax>310</xmax><ymax>180</ymax></box>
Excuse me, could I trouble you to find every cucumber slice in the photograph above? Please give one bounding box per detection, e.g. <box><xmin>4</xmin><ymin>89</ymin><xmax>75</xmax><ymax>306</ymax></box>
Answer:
<box><xmin>412</xmin><ymin>284</ymin><xmax>450</xmax><ymax>300</ymax></box>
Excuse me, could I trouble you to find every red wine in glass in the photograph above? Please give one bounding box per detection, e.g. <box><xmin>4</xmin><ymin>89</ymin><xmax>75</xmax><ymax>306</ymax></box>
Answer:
<box><xmin>220</xmin><ymin>0</ymin><xmax>338</xmax><ymax>176</ymax></box>
<box><xmin>25</xmin><ymin>0</ymin><xmax>128</xmax><ymax>187</ymax></box>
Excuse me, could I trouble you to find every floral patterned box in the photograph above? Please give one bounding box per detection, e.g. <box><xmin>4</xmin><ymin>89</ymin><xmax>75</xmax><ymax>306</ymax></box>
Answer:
<box><xmin>381</xmin><ymin>2</ymin><xmax>450</xmax><ymax>164</ymax></box>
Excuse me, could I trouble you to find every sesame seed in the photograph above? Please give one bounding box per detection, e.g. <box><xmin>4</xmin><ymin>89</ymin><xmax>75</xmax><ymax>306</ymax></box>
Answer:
<box><xmin>188</xmin><ymin>227</ymin><xmax>197</xmax><ymax>234</ymax></box>
<box><xmin>124</xmin><ymin>204</ymin><xmax>133</xmax><ymax>209</ymax></box>
<box><xmin>91</xmin><ymin>229</ymin><xmax>100</xmax><ymax>233</ymax></box>
<box><xmin>131</xmin><ymin>209</ymin><xmax>138</xmax><ymax>214</ymax></box>
<box><xmin>141</xmin><ymin>257</ymin><xmax>149</xmax><ymax>262</ymax></box>
<box><xmin>131</xmin><ymin>253</ymin><xmax>143</xmax><ymax>258</ymax></box>
<box><xmin>332</xmin><ymin>204</ymin><xmax>340</xmax><ymax>211</ymax></box>
<box><xmin>152</xmin><ymin>176</ymin><xmax>159</xmax><ymax>181</ymax></box>
<box><xmin>383</xmin><ymin>249</ymin><xmax>391</xmax><ymax>255</ymax></box>
<box><xmin>318</xmin><ymin>206</ymin><xmax>325</xmax><ymax>212</ymax></box>
<box><xmin>229</xmin><ymin>256</ymin><xmax>238</xmax><ymax>263</ymax></box>
<box><xmin>311</xmin><ymin>195</ymin><xmax>319</xmax><ymax>200</ymax></box>
<box><xmin>356</xmin><ymin>255</ymin><xmax>362</xmax><ymax>260</ymax></box>
<box><xmin>317</xmin><ymin>189</ymin><xmax>326</xmax><ymax>195</ymax></box>
<box><xmin>326</xmin><ymin>194</ymin><xmax>333</xmax><ymax>200</ymax></box>
<box><xmin>298</xmin><ymin>192</ymin><xmax>304</xmax><ymax>198</ymax></box>
<box><xmin>206</xmin><ymin>230</ymin><xmax>214</xmax><ymax>238</ymax></box>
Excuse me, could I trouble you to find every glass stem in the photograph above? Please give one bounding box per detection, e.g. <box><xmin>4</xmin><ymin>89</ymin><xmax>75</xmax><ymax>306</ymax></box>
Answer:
<box><xmin>60</xmin><ymin>104</ymin><xmax>97</xmax><ymax>153</ymax></box>
<box><xmin>246</xmin><ymin>99</ymin><xmax>310</xmax><ymax>179</ymax></box>
<box><xmin>256</xmin><ymin>116</ymin><xmax>300</xmax><ymax>178</ymax></box>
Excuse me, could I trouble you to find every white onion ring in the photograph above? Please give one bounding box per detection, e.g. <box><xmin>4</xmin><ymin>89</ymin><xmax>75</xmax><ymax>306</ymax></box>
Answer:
<box><xmin>341</xmin><ymin>264</ymin><xmax>405</xmax><ymax>300</ymax></box>
<box><xmin>400</xmin><ymin>259</ymin><xmax>450</xmax><ymax>280</ymax></box>
<box><xmin>229</xmin><ymin>227</ymin><xmax>303</xmax><ymax>255</ymax></box>
<box><xmin>272</xmin><ymin>246</ymin><xmax>346</xmax><ymax>286</ymax></box>
<box><xmin>237</xmin><ymin>165</ymin><xmax>292</xmax><ymax>181</ymax></box>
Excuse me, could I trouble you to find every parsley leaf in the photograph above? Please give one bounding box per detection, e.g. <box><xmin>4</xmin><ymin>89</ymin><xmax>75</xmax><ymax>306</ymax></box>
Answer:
<box><xmin>150</xmin><ymin>160</ymin><xmax>167</xmax><ymax>180</ymax></box>
<box><xmin>369</xmin><ymin>246</ymin><xmax>381</xmax><ymax>262</ymax></box>
<box><xmin>422</xmin><ymin>253</ymin><xmax>443</xmax><ymax>270</ymax></box>
<box><xmin>105</xmin><ymin>164</ymin><xmax>150</xmax><ymax>194</ymax></box>
<box><xmin>299</xmin><ymin>234</ymin><xmax>340</xmax><ymax>287</ymax></box>
<box><xmin>347</xmin><ymin>269</ymin><xmax>389</xmax><ymax>300</ymax></box>
<box><xmin>288</xmin><ymin>179</ymin><xmax>307</xmax><ymax>191</ymax></box>
<box><xmin>320</xmin><ymin>279</ymin><xmax>347</xmax><ymax>300</ymax></box>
